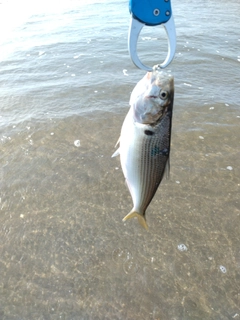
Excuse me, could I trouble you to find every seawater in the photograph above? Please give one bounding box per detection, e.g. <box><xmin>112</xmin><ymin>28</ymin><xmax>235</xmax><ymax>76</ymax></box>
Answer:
<box><xmin>0</xmin><ymin>0</ymin><xmax>239</xmax><ymax>319</ymax></box>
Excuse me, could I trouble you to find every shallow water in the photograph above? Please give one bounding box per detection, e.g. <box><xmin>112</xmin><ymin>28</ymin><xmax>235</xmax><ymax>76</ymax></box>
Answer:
<box><xmin>0</xmin><ymin>0</ymin><xmax>239</xmax><ymax>319</ymax></box>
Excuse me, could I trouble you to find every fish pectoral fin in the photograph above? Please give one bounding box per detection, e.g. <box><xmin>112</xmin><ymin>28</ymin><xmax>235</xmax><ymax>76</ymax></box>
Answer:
<box><xmin>111</xmin><ymin>137</ymin><xmax>121</xmax><ymax>157</ymax></box>
<box><xmin>122</xmin><ymin>211</ymin><xmax>148</xmax><ymax>230</ymax></box>
<box><xmin>111</xmin><ymin>148</ymin><xmax>120</xmax><ymax>158</ymax></box>
<box><xmin>114</xmin><ymin>136</ymin><xmax>120</xmax><ymax>148</ymax></box>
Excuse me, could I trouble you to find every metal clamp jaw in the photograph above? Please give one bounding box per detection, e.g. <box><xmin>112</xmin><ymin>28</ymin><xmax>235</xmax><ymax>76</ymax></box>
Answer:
<box><xmin>128</xmin><ymin>0</ymin><xmax>176</xmax><ymax>71</ymax></box>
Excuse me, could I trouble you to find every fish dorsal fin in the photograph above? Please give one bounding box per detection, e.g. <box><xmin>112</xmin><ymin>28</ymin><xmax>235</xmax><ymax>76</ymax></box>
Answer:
<box><xmin>164</xmin><ymin>158</ymin><xmax>170</xmax><ymax>179</ymax></box>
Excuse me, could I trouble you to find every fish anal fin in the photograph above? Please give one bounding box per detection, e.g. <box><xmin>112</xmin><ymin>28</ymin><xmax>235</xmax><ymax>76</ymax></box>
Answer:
<box><xmin>122</xmin><ymin>211</ymin><xmax>148</xmax><ymax>230</ymax></box>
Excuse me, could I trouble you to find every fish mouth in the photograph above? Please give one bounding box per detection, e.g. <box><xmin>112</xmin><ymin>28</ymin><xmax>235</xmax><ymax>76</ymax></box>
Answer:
<box><xmin>145</xmin><ymin>95</ymin><xmax>158</xmax><ymax>99</ymax></box>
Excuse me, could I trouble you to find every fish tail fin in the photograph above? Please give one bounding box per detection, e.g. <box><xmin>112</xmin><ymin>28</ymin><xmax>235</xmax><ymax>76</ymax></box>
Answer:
<box><xmin>122</xmin><ymin>211</ymin><xmax>148</xmax><ymax>230</ymax></box>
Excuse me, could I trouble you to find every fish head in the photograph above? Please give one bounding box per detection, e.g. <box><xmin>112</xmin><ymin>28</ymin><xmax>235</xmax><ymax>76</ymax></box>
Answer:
<box><xmin>130</xmin><ymin>65</ymin><xmax>174</xmax><ymax>125</ymax></box>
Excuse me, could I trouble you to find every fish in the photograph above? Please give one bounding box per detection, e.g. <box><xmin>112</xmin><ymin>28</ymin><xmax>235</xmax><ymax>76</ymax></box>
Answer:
<box><xmin>112</xmin><ymin>64</ymin><xmax>174</xmax><ymax>229</ymax></box>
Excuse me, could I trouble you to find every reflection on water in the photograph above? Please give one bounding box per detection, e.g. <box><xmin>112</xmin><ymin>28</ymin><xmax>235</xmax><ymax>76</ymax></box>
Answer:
<box><xmin>0</xmin><ymin>0</ymin><xmax>239</xmax><ymax>318</ymax></box>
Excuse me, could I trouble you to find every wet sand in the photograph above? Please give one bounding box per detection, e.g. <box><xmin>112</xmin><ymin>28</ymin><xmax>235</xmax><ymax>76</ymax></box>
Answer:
<box><xmin>0</xmin><ymin>111</ymin><xmax>239</xmax><ymax>319</ymax></box>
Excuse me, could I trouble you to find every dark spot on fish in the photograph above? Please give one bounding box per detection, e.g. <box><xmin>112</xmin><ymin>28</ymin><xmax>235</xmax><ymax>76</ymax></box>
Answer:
<box><xmin>144</xmin><ymin>130</ymin><xmax>154</xmax><ymax>136</ymax></box>
<box><xmin>151</xmin><ymin>146</ymin><xmax>160</xmax><ymax>156</ymax></box>
<box><xmin>160</xmin><ymin>148</ymin><xmax>169</xmax><ymax>156</ymax></box>
<box><xmin>151</xmin><ymin>146</ymin><xmax>169</xmax><ymax>157</ymax></box>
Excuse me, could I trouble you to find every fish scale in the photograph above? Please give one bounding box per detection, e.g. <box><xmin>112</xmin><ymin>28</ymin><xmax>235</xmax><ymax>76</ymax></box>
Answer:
<box><xmin>139</xmin><ymin>113</ymin><xmax>171</xmax><ymax>213</ymax></box>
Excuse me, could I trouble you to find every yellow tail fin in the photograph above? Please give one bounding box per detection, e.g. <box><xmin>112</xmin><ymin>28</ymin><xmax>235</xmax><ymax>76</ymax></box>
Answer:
<box><xmin>122</xmin><ymin>211</ymin><xmax>148</xmax><ymax>230</ymax></box>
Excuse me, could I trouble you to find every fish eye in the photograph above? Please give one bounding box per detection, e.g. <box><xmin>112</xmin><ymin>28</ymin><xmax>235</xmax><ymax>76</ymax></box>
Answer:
<box><xmin>160</xmin><ymin>90</ymin><xmax>168</xmax><ymax>100</ymax></box>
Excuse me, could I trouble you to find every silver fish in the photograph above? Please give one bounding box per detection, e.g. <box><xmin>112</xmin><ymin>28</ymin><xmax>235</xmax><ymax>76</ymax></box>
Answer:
<box><xmin>112</xmin><ymin>65</ymin><xmax>174</xmax><ymax>229</ymax></box>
